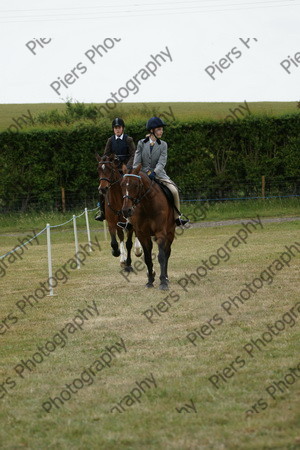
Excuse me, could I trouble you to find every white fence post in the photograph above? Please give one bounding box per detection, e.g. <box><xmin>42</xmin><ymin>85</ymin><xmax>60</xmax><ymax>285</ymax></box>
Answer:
<box><xmin>104</xmin><ymin>220</ymin><xmax>108</xmax><ymax>241</ymax></box>
<box><xmin>73</xmin><ymin>215</ymin><xmax>80</xmax><ymax>269</ymax></box>
<box><xmin>46</xmin><ymin>223</ymin><xmax>54</xmax><ymax>296</ymax></box>
<box><xmin>85</xmin><ymin>207</ymin><xmax>92</xmax><ymax>252</ymax></box>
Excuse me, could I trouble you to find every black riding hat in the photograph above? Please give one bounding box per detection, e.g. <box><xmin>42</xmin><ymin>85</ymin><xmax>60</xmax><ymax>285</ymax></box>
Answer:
<box><xmin>112</xmin><ymin>117</ymin><xmax>125</xmax><ymax>128</ymax></box>
<box><xmin>146</xmin><ymin>117</ymin><xmax>166</xmax><ymax>131</ymax></box>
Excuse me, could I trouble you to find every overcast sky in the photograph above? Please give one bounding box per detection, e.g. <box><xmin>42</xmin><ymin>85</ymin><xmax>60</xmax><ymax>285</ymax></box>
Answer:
<box><xmin>1</xmin><ymin>0</ymin><xmax>299</xmax><ymax>103</ymax></box>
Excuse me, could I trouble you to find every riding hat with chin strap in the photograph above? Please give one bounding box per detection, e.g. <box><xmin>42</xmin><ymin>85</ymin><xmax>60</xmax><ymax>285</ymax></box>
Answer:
<box><xmin>144</xmin><ymin>117</ymin><xmax>166</xmax><ymax>145</ymax></box>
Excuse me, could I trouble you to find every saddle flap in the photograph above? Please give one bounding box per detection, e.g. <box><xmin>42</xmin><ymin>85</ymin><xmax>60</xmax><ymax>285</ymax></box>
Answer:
<box><xmin>154</xmin><ymin>179</ymin><xmax>174</xmax><ymax>207</ymax></box>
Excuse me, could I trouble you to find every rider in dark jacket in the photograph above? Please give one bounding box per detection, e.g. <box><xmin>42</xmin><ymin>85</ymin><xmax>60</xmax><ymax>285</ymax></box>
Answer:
<box><xmin>95</xmin><ymin>118</ymin><xmax>136</xmax><ymax>221</ymax></box>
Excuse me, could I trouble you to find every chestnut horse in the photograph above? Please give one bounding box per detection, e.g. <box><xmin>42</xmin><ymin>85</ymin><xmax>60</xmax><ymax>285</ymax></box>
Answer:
<box><xmin>120</xmin><ymin>164</ymin><xmax>175</xmax><ymax>290</ymax></box>
<box><xmin>96</xmin><ymin>154</ymin><xmax>142</xmax><ymax>271</ymax></box>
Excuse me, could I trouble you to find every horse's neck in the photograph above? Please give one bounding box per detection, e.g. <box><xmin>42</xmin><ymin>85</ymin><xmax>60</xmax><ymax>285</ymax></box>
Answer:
<box><xmin>106</xmin><ymin>180</ymin><xmax>122</xmax><ymax>210</ymax></box>
<box><xmin>141</xmin><ymin>174</ymin><xmax>151</xmax><ymax>191</ymax></box>
<box><xmin>140</xmin><ymin>174</ymin><xmax>154</xmax><ymax>198</ymax></box>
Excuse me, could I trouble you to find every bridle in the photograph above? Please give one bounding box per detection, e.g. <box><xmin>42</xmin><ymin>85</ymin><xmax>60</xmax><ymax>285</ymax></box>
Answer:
<box><xmin>98</xmin><ymin>161</ymin><xmax>120</xmax><ymax>187</ymax></box>
<box><xmin>98</xmin><ymin>160</ymin><xmax>122</xmax><ymax>215</ymax></box>
<box><xmin>122</xmin><ymin>174</ymin><xmax>153</xmax><ymax>206</ymax></box>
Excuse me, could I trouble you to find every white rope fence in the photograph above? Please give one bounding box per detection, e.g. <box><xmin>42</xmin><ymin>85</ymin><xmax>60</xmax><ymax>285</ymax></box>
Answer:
<box><xmin>0</xmin><ymin>207</ymin><xmax>107</xmax><ymax>297</ymax></box>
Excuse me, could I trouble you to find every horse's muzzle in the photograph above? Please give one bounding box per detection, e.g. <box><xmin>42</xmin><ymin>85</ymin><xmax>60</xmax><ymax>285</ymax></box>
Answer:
<box><xmin>122</xmin><ymin>208</ymin><xmax>132</xmax><ymax>218</ymax></box>
<box><xmin>99</xmin><ymin>186</ymin><xmax>108</xmax><ymax>194</ymax></box>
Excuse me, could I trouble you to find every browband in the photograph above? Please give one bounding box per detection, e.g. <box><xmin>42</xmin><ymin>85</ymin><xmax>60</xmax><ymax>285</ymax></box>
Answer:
<box><xmin>123</xmin><ymin>174</ymin><xmax>141</xmax><ymax>179</ymax></box>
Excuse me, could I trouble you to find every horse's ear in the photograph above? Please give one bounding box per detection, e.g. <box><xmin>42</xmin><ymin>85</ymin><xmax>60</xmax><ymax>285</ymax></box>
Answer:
<box><xmin>95</xmin><ymin>152</ymin><xmax>101</xmax><ymax>162</ymax></box>
<box><xmin>133</xmin><ymin>164</ymin><xmax>142</xmax><ymax>175</ymax></box>
<box><xmin>122</xmin><ymin>164</ymin><xmax>128</xmax><ymax>174</ymax></box>
<box><xmin>109</xmin><ymin>153</ymin><xmax>115</xmax><ymax>161</ymax></box>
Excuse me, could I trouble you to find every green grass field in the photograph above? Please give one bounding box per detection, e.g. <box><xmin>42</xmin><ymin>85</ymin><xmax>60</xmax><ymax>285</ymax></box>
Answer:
<box><xmin>0</xmin><ymin>212</ymin><xmax>299</xmax><ymax>449</ymax></box>
<box><xmin>0</xmin><ymin>198</ymin><xmax>299</xmax><ymax>234</ymax></box>
<box><xmin>0</xmin><ymin>101</ymin><xmax>299</xmax><ymax>131</ymax></box>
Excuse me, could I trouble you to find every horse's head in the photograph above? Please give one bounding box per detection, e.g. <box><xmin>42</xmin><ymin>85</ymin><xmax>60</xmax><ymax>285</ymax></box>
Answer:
<box><xmin>96</xmin><ymin>153</ymin><xmax>120</xmax><ymax>194</ymax></box>
<box><xmin>120</xmin><ymin>164</ymin><xmax>143</xmax><ymax>218</ymax></box>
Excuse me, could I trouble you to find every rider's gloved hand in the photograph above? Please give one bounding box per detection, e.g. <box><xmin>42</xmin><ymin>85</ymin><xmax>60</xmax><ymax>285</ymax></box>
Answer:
<box><xmin>148</xmin><ymin>171</ymin><xmax>156</xmax><ymax>180</ymax></box>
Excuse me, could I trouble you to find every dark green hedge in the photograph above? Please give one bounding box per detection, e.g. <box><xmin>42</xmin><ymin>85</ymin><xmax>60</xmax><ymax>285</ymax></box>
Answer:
<box><xmin>0</xmin><ymin>115</ymin><xmax>299</xmax><ymax>211</ymax></box>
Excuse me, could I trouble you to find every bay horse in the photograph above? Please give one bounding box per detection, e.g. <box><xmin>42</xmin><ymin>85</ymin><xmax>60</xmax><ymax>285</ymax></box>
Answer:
<box><xmin>120</xmin><ymin>164</ymin><xmax>175</xmax><ymax>290</ymax></box>
<box><xmin>96</xmin><ymin>153</ymin><xmax>142</xmax><ymax>271</ymax></box>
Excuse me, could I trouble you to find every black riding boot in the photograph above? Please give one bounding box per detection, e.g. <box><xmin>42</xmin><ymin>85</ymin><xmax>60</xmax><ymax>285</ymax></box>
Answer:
<box><xmin>175</xmin><ymin>217</ymin><xmax>189</xmax><ymax>227</ymax></box>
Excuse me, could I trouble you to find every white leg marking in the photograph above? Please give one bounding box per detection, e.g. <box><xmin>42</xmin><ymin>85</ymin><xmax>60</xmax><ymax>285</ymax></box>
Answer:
<box><xmin>120</xmin><ymin>241</ymin><xmax>127</xmax><ymax>264</ymax></box>
<box><xmin>134</xmin><ymin>237</ymin><xmax>143</xmax><ymax>257</ymax></box>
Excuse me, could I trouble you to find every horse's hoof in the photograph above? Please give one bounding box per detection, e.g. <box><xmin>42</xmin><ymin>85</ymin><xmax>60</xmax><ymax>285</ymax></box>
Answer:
<box><xmin>124</xmin><ymin>266</ymin><xmax>134</xmax><ymax>272</ymax></box>
<box><xmin>159</xmin><ymin>283</ymin><xmax>169</xmax><ymax>291</ymax></box>
<box><xmin>112</xmin><ymin>249</ymin><xmax>121</xmax><ymax>257</ymax></box>
<box><xmin>120</xmin><ymin>261</ymin><xmax>126</xmax><ymax>268</ymax></box>
<box><xmin>135</xmin><ymin>250</ymin><xmax>143</xmax><ymax>257</ymax></box>
<box><xmin>146</xmin><ymin>282</ymin><xmax>154</xmax><ymax>288</ymax></box>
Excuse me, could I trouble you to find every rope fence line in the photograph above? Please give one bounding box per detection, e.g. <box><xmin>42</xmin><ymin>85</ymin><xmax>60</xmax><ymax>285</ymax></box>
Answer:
<box><xmin>1</xmin><ymin>195</ymin><xmax>299</xmax><ymax>260</ymax></box>
<box><xmin>49</xmin><ymin>217</ymin><xmax>74</xmax><ymax>228</ymax></box>
<box><xmin>0</xmin><ymin>206</ymin><xmax>107</xmax><ymax>296</ymax></box>
<box><xmin>1</xmin><ymin>194</ymin><xmax>298</xmax><ymax>292</ymax></box>
<box><xmin>0</xmin><ymin>226</ymin><xmax>47</xmax><ymax>260</ymax></box>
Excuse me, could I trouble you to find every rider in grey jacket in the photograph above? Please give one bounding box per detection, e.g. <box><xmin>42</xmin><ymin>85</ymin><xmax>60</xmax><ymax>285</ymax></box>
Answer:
<box><xmin>117</xmin><ymin>117</ymin><xmax>189</xmax><ymax>230</ymax></box>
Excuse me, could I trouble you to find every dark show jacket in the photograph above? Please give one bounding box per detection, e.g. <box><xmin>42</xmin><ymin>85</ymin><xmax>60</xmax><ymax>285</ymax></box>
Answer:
<box><xmin>103</xmin><ymin>134</ymin><xmax>136</xmax><ymax>168</ymax></box>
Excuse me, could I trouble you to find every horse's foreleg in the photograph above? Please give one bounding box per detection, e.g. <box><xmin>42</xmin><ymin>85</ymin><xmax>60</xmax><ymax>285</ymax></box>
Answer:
<box><xmin>134</xmin><ymin>236</ymin><xmax>143</xmax><ymax>257</ymax></box>
<box><xmin>124</xmin><ymin>230</ymin><xmax>134</xmax><ymax>272</ymax></box>
<box><xmin>110</xmin><ymin>229</ymin><xmax>122</xmax><ymax>257</ymax></box>
<box><xmin>158</xmin><ymin>239</ymin><xmax>171</xmax><ymax>291</ymax></box>
<box><xmin>115</xmin><ymin>227</ymin><xmax>128</xmax><ymax>266</ymax></box>
<box><xmin>140</xmin><ymin>237</ymin><xmax>155</xmax><ymax>288</ymax></box>
<box><xmin>164</xmin><ymin>245</ymin><xmax>171</xmax><ymax>281</ymax></box>
<box><xmin>119</xmin><ymin>241</ymin><xmax>127</xmax><ymax>267</ymax></box>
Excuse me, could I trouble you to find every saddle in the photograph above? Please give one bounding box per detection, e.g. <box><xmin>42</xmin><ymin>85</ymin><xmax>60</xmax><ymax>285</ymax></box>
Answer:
<box><xmin>154</xmin><ymin>178</ymin><xmax>181</xmax><ymax>215</ymax></box>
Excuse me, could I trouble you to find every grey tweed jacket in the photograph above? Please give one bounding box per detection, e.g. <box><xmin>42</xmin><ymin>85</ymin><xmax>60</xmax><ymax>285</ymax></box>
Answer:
<box><xmin>132</xmin><ymin>138</ymin><xmax>170</xmax><ymax>180</ymax></box>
